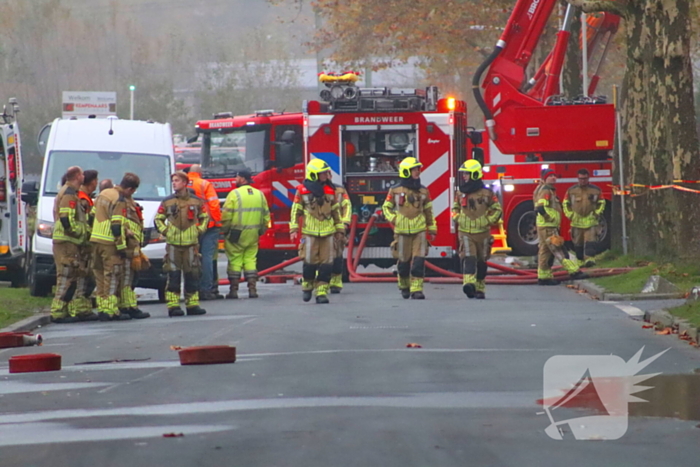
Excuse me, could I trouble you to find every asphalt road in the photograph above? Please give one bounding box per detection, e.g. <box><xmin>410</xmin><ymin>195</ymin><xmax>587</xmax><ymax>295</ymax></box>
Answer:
<box><xmin>1</xmin><ymin>281</ymin><xmax>699</xmax><ymax>467</ymax></box>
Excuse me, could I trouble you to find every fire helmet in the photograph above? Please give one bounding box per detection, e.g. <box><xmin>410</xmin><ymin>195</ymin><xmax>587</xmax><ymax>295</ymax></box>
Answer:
<box><xmin>459</xmin><ymin>159</ymin><xmax>483</xmax><ymax>180</ymax></box>
<box><xmin>398</xmin><ymin>157</ymin><xmax>423</xmax><ymax>178</ymax></box>
<box><xmin>306</xmin><ymin>158</ymin><xmax>331</xmax><ymax>181</ymax></box>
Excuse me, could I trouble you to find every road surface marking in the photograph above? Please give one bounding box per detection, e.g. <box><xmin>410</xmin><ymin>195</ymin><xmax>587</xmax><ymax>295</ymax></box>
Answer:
<box><xmin>614</xmin><ymin>305</ymin><xmax>645</xmax><ymax>317</ymax></box>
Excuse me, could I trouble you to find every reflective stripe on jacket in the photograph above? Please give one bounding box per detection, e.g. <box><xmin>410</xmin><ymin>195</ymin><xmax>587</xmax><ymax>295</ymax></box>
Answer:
<box><xmin>334</xmin><ymin>185</ymin><xmax>353</xmax><ymax>225</ymax></box>
<box><xmin>124</xmin><ymin>198</ymin><xmax>144</xmax><ymax>254</ymax></box>
<box><xmin>451</xmin><ymin>187</ymin><xmax>502</xmax><ymax>234</ymax></box>
<box><xmin>89</xmin><ymin>186</ymin><xmax>127</xmax><ymax>250</ymax></box>
<box><xmin>563</xmin><ymin>184</ymin><xmax>605</xmax><ymax>228</ymax></box>
<box><xmin>221</xmin><ymin>183</ymin><xmax>271</xmax><ymax>236</ymax></box>
<box><xmin>290</xmin><ymin>185</ymin><xmax>343</xmax><ymax>237</ymax></box>
<box><xmin>188</xmin><ymin>171</ymin><xmax>222</xmax><ymax>228</ymax></box>
<box><xmin>52</xmin><ymin>184</ymin><xmax>88</xmax><ymax>245</ymax></box>
<box><xmin>154</xmin><ymin>190</ymin><xmax>208</xmax><ymax>246</ymax></box>
<box><xmin>382</xmin><ymin>185</ymin><xmax>436</xmax><ymax>235</ymax></box>
<box><xmin>534</xmin><ymin>183</ymin><xmax>561</xmax><ymax>228</ymax></box>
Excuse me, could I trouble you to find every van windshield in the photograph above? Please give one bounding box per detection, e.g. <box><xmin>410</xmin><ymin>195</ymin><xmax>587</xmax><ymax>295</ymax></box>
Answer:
<box><xmin>44</xmin><ymin>151</ymin><xmax>172</xmax><ymax>200</ymax></box>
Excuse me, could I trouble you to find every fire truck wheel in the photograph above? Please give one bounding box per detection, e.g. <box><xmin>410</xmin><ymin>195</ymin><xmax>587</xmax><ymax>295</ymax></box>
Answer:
<box><xmin>507</xmin><ymin>201</ymin><xmax>539</xmax><ymax>257</ymax></box>
<box><xmin>594</xmin><ymin>201</ymin><xmax>612</xmax><ymax>254</ymax></box>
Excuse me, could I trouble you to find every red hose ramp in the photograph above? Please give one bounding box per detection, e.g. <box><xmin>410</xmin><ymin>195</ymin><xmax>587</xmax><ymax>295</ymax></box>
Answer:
<box><xmin>9</xmin><ymin>354</ymin><xmax>61</xmax><ymax>373</ymax></box>
<box><xmin>178</xmin><ymin>345</ymin><xmax>236</xmax><ymax>365</ymax></box>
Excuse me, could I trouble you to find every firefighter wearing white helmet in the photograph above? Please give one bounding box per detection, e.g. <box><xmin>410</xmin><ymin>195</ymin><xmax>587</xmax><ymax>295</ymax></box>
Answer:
<box><xmin>451</xmin><ymin>159</ymin><xmax>502</xmax><ymax>299</ymax></box>
<box><xmin>382</xmin><ymin>157</ymin><xmax>436</xmax><ymax>299</ymax></box>
<box><xmin>290</xmin><ymin>158</ymin><xmax>344</xmax><ymax>304</ymax></box>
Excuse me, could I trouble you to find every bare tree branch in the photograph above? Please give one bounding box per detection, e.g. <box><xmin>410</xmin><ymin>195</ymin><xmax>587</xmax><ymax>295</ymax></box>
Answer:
<box><xmin>565</xmin><ymin>0</ymin><xmax>629</xmax><ymax>16</ymax></box>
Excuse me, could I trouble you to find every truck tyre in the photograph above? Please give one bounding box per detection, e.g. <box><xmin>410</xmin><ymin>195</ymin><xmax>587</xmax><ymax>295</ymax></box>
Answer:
<box><xmin>507</xmin><ymin>201</ymin><xmax>539</xmax><ymax>257</ymax></box>
<box><xmin>594</xmin><ymin>201</ymin><xmax>612</xmax><ymax>254</ymax></box>
<box><xmin>27</xmin><ymin>252</ymin><xmax>50</xmax><ymax>297</ymax></box>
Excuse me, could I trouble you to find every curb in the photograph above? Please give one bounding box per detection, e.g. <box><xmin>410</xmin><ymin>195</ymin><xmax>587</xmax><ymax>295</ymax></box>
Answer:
<box><xmin>643</xmin><ymin>309</ymin><xmax>700</xmax><ymax>346</ymax></box>
<box><xmin>573</xmin><ymin>280</ymin><xmax>684</xmax><ymax>301</ymax></box>
<box><xmin>0</xmin><ymin>313</ymin><xmax>51</xmax><ymax>334</ymax></box>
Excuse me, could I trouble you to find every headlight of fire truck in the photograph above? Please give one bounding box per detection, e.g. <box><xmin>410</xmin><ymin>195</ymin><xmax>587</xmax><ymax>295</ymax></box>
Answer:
<box><xmin>37</xmin><ymin>220</ymin><xmax>54</xmax><ymax>238</ymax></box>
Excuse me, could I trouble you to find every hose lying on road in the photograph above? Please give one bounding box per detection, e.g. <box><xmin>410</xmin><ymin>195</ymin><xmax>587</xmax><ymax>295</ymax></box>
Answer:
<box><xmin>345</xmin><ymin>214</ymin><xmax>633</xmax><ymax>285</ymax></box>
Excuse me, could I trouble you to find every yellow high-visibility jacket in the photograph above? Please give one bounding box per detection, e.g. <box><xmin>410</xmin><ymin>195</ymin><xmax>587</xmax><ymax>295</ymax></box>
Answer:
<box><xmin>382</xmin><ymin>185</ymin><xmax>436</xmax><ymax>235</ymax></box>
<box><xmin>52</xmin><ymin>183</ymin><xmax>88</xmax><ymax>245</ymax></box>
<box><xmin>451</xmin><ymin>187</ymin><xmax>502</xmax><ymax>234</ymax></box>
<box><xmin>333</xmin><ymin>184</ymin><xmax>353</xmax><ymax>225</ymax></box>
<box><xmin>221</xmin><ymin>183</ymin><xmax>271</xmax><ymax>247</ymax></box>
<box><xmin>534</xmin><ymin>183</ymin><xmax>562</xmax><ymax>228</ymax></box>
<box><xmin>290</xmin><ymin>183</ymin><xmax>343</xmax><ymax>237</ymax></box>
<box><xmin>90</xmin><ymin>186</ymin><xmax>128</xmax><ymax>251</ymax></box>
<box><xmin>563</xmin><ymin>184</ymin><xmax>605</xmax><ymax>228</ymax></box>
<box><xmin>155</xmin><ymin>189</ymin><xmax>208</xmax><ymax>247</ymax></box>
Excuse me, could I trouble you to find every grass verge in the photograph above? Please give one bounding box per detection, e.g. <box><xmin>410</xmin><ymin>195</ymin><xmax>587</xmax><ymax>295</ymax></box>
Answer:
<box><xmin>0</xmin><ymin>288</ymin><xmax>51</xmax><ymax>329</ymax></box>
<box><xmin>666</xmin><ymin>302</ymin><xmax>700</xmax><ymax>328</ymax></box>
<box><xmin>589</xmin><ymin>250</ymin><xmax>700</xmax><ymax>295</ymax></box>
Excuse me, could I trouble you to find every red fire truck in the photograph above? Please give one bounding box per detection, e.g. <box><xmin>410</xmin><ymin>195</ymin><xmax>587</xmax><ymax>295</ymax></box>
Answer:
<box><xmin>469</xmin><ymin>1</ymin><xmax>621</xmax><ymax>256</ymax></box>
<box><xmin>304</xmin><ymin>83</ymin><xmax>467</xmax><ymax>269</ymax></box>
<box><xmin>193</xmin><ymin>110</ymin><xmax>306</xmax><ymax>266</ymax></box>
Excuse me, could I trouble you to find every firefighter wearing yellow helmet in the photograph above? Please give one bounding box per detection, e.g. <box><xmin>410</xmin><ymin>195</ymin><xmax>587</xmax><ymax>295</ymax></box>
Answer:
<box><xmin>451</xmin><ymin>159</ymin><xmax>502</xmax><ymax>299</ymax></box>
<box><xmin>382</xmin><ymin>157</ymin><xmax>436</xmax><ymax>299</ymax></box>
<box><xmin>290</xmin><ymin>158</ymin><xmax>344</xmax><ymax>304</ymax></box>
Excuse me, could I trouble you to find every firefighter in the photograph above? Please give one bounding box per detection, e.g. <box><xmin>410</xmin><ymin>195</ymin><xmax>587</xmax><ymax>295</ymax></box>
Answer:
<box><xmin>68</xmin><ymin>169</ymin><xmax>99</xmax><ymax>321</ymax></box>
<box><xmin>563</xmin><ymin>168</ymin><xmax>606</xmax><ymax>267</ymax></box>
<box><xmin>118</xmin><ymin>191</ymin><xmax>151</xmax><ymax>319</ymax></box>
<box><xmin>155</xmin><ymin>171</ymin><xmax>209</xmax><ymax>317</ymax></box>
<box><xmin>535</xmin><ymin>168</ymin><xmax>588</xmax><ymax>285</ymax></box>
<box><xmin>221</xmin><ymin>168</ymin><xmax>270</xmax><ymax>299</ymax></box>
<box><xmin>50</xmin><ymin>166</ymin><xmax>89</xmax><ymax>323</ymax></box>
<box><xmin>326</xmin><ymin>172</ymin><xmax>352</xmax><ymax>293</ymax></box>
<box><xmin>452</xmin><ymin>160</ymin><xmax>502</xmax><ymax>299</ymax></box>
<box><xmin>382</xmin><ymin>157</ymin><xmax>437</xmax><ymax>300</ymax></box>
<box><xmin>290</xmin><ymin>159</ymin><xmax>344</xmax><ymax>304</ymax></box>
<box><xmin>188</xmin><ymin>164</ymin><xmax>223</xmax><ymax>300</ymax></box>
<box><xmin>90</xmin><ymin>173</ymin><xmax>139</xmax><ymax>321</ymax></box>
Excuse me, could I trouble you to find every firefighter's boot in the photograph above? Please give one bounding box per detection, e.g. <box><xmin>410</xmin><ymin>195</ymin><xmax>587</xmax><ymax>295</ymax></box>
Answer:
<box><xmin>226</xmin><ymin>272</ymin><xmax>240</xmax><ymax>299</ymax></box>
<box><xmin>398</xmin><ymin>276</ymin><xmax>411</xmax><ymax>299</ymax></box>
<box><xmin>538</xmin><ymin>269</ymin><xmax>560</xmax><ymax>286</ymax></box>
<box><xmin>330</xmin><ymin>274</ymin><xmax>343</xmax><ymax>294</ymax></box>
<box><xmin>168</xmin><ymin>307</ymin><xmax>185</xmax><ymax>317</ymax></box>
<box><xmin>316</xmin><ymin>284</ymin><xmax>330</xmax><ymax>304</ymax></box>
<box><xmin>462</xmin><ymin>274</ymin><xmax>477</xmax><ymax>299</ymax></box>
<box><xmin>410</xmin><ymin>277</ymin><xmax>425</xmax><ymax>299</ymax></box>
<box><xmin>474</xmin><ymin>280</ymin><xmax>486</xmax><ymax>299</ymax></box>
<box><xmin>127</xmin><ymin>308</ymin><xmax>151</xmax><ymax>319</ymax></box>
<box><xmin>186</xmin><ymin>305</ymin><xmax>207</xmax><ymax>316</ymax></box>
<box><xmin>246</xmin><ymin>271</ymin><xmax>259</xmax><ymax>299</ymax></box>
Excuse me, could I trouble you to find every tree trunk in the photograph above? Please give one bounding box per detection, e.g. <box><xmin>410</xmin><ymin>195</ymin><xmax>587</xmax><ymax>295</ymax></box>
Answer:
<box><xmin>621</xmin><ymin>0</ymin><xmax>700</xmax><ymax>259</ymax></box>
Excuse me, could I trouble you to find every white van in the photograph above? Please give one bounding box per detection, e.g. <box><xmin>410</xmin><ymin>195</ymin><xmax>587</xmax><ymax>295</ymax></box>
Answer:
<box><xmin>0</xmin><ymin>98</ymin><xmax>27</xmax><ymax>287</ymax></box>
<box><xmin>24</xmin><ymin>117</ymin><xmax>174</xmax><ymax>300</ymax></box>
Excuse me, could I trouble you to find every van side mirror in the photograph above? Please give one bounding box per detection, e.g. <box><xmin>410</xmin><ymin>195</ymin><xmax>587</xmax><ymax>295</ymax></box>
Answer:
<box><xmin>469</xmin><ymin>130</ymin><xmax>483</xmax><ymax>145</ymax></box>
<box><xmin>186</xmin><ymin>134</ymin><xmax>199</xmax><ymax>144</ymax></box>
<box><xmin>21</xmin><ymin>180</ymin><xmax>39</xmax><ymax>206</ymax></box>
<box><xmin>471</xmin><ymin>147</ymin><xmax>485</xmax><ymax>166</ymax></box>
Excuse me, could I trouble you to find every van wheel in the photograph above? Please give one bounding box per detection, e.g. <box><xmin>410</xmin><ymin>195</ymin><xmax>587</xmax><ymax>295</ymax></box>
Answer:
<box><xmin>28</xmin><ymin>252</ymin><xmax>50</xmax><ymax>297</ymax></box>
<box><xmin>507</xmin><ymin>201</ymin><xmax>539</xmax><ymax>257</ymax></box>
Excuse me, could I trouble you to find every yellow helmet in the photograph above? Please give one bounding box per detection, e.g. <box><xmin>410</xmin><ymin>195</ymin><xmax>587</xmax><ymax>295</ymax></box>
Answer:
<box><xmin>398</xmin><ymin>157</ymin><xmax>423</xmax><ymax>178</ymax></box>
<box><xmin>459</xmin><ymin>159</ymin><xmax>483</xmax><ymax>180</ymax></box>
<box><xmin>306</xmin><ymin>158</ymin><xmax>331</xmax><ymax>181</ymax></box>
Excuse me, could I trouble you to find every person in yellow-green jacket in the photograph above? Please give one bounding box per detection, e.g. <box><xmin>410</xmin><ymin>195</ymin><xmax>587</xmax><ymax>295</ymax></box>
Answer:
<box><xmin>451</xmin><ymin>160</ymin><xmax>502</xmax><ymax>299</ymax></box>
<box><xmin>50</xmin><ymin>166</ymin><xmax>90</xmax><ymax>323</ymax></box>
<box><xmin>535</xmin><ymin>168</ymin><xmax>588</xmax><ymax>286</ymax></box>
<box><xmin>117</xmin><ymin>194</ymin><xmax>151</xmax><ymax>320</ymax></box>
<box><xmin>221</xmin><ymin>168</ymin><xmax>270</xmax><ymax>300</ymax></box>
<box><xmin>90</xmin><ymin>173</ymin><xmax>139</xmax><ymax>321</ymax></box>
<box><xmin>290</xmin><ymin>159</ymin><xmax>344</xmax><ymax>304</ymax></box>
<box><xmin>563</xmin><ymin>168</ymin><xmax>606</xmax><ymax>268</ymax></box>
<box><xmin>382</xmin><ymin>157</ymin><xmax>436</xmax><ymax>300</ymax></box>
<box><xmin>155</xmin><ymin>171</ymin><xmax>209</xmax><ymax>317</ymax></box>
<box><xmin>70</xmin><ymin>169</ymin><xmax>99</xmax><ymax>321</ymax></box>
<box><xmin>326</xmin><ymin>173</ymin><xmax>352</xmax><ymax>294</ymax></box>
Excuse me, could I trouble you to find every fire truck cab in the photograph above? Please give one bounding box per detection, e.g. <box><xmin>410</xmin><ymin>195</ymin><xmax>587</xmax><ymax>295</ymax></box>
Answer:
<box><xmin>193</xmin><ymin>111</ymin><xmax>306</xmax><ymax>265</ymax></box>
<box><xmin>304</xmin><ymin>82</ymin><xmax>467</xmax><ymax>269</ymax></box>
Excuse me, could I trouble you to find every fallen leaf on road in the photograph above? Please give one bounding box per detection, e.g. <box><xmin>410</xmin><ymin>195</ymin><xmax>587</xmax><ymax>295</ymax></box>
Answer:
<box><xmin>642</xmin><ymin>324</ymin><xmax>653</xmax><ymax>329</ymax></box>
<box><xmin>170</xmin><ymin>345</ymin><xmax>183</xmax><ymax>351</ymax></box>
<box><xmin>163</xmin><ymin>433</ymin><xmax>184</xmax><ymax>438</ymax></box>
<box><xmin>566</xmin><ymin>284</ymin><xmax>576</xmax><ymax>289</ymax></box>
<box><xmin>656</xmin><ymin>328</ymin><xmax>672</xmax><ymax>335</ymax></box>
<box><xmin>406</xmin><ymin>343</ymin><xmax>422</xmax><ymax>348</ymax></box>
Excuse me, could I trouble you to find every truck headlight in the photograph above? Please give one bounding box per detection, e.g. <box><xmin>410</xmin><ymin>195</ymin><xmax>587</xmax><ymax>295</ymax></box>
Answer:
<box><xmin>37</xmin><ymin>220</ymin><xmax>54</xmax><ymax>238</ymax></box>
